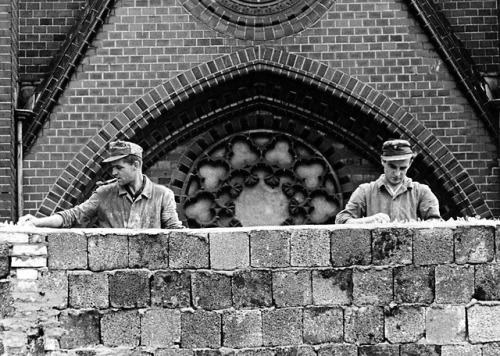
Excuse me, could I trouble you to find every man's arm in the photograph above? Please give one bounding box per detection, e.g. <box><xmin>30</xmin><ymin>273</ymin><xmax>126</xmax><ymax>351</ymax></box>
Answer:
<box><xmin>344</xmin><ymin>213</ymin><xmax>391</xmax><ymax>224</ymax></box>
<box><xmin>18</xmin><ymin>214</ymin><xmax>64</xmax><ymax>228</ymax></box>
<box><xmin>161</xmin><ymin>189</ymin><xmax>185</xmax><ymax>229</ymax></box>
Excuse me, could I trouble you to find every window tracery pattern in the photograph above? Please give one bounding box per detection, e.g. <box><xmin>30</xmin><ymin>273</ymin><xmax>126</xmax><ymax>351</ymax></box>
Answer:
<box><xmin>181</xmin><ymin>131</ymin><xmax>343</xmax><ymax>228</ymax></box>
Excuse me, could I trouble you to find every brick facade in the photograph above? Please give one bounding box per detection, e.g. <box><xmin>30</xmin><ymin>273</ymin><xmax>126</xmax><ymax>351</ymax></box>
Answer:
<box><xmin>1</xmin><ymin>222</ymin><xmax>500</xmax><ymax>353</ymax></box>
<box><xmin>3</xmin><ymin>0</ymin><xmax>500</xmax><ymax>222</ymax></box>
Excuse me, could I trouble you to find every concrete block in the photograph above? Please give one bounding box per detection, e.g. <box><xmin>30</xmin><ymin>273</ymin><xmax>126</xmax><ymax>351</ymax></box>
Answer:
<box><xmin>129</xmin><ymin>233</ymin><xmax>169</xmax><ymax>269</ymax></box>
<box><xmin>181</xmin><ymin>309</ymin><xmax>221</xmax><ymax>348</ymax></box>
<box><xmin>468</xmin><ymin>304</ymin><xmax>500</xmax><ymax>343</ymax></box>
<box><xmin>47</xmin><ymin>232</ymin><xmax>87</xmax><ymax>270</ymax></box>
<box><xmin>372</xmin><ymin>228</ymin><xmax>413</xmax><ymax>265</ymax></box>
<box><xmin>345</xmin><ymin>306</ymin><xmax>384</xmax><ymax>344</ymax></box>
<box><xmin>210</xmin><ymin>230</ymin><xmax>249</xmax><ymax>270</ymax></box>
<box><xmin>223</xmin><ymin>309</ymin><xmax>262</xmax><ymax>348</ymax></box>
<box><xmin>11</xmin><ymin>256</ymin><xmax>46</xmax><ymax>268</ymax></box>
<box><xmin>0</xmin><ymin>242</ymin><xmax>10</xmax><ymax>278</ymax></box>
<box><xmin>232</xmin><ymin>269</ymin><xmax>272</xmax><ymax>308</ymax></box>
<box><xmin>169</xmin><ymin>231</ymin><xmax>209</xmax><ymax>268</ymax></box>
<box><xmin>385</xmin><ymin>305</ymin><xmax>425</xmax><ymax>343</ymax></box>
<box><xmin>192</xmin><ymin>271</ymin><xmax>232</xmax><ymax>310</ymax></box>
<box><xmin>400</xmin><ymin>344</ymin><xmax>441</xmax><ymax>356</ymax></box>
<box><xmin>394</xmin><ymin>265</ymin><xmax>434</xmax><ymax>303</ymax></box>
<box><xmin>317</xmin><ymin>344</ymin><xmax>357</xmax><ymax>356</ymax></box>
<box><xmin>231</xmin><ymin>348</ymin><xmax>273</xmax><ymax>356</ymax></box>
<box><xmin>262</xmin><ymin>308</ymin><xmax>302</xmax><ymax>346</ymax></box>
<box><xmin>275</xmin><ymin>346</ymin><xmax>316</xmax><ymax>356</ymax></box>
<box><xmin>68</xmin><ymin>271</ymin><xmax>109</xmax><ymax>309</ymax></box>
<box><xmin>151</xmin><ymin>270</ymin><xmax>191</xmax><ymax>308</ymax></box>
<box><xmin>88</xmin><ymin>234</ymin><xmax>128</xmax><ymax>271</ymax></box>
<box><xmin>353</xmin><ymin>267</ymin><xmax>392</xmax><ymax>306</ymax></box>
<box><xmin>59</xmin><ymin>309</ymin><xmax>100</xmax><ymax>349</ymax></box>
<box><xmin>156</xmin><ymin>350</ymin><xmax>193</xmax><ymax>356</ymax></box>
<box><xmin>109</xmin><ymin>270</ymin><xmax>150</xmax><ymax>308</ymax></box>
<box><xmin>413</xmin><ymin>228</ymin><xmax>453</xmax><ymax>265</ymax></box>
<box><xmin>426</xmin><ymin>305</ymin><xmax>466</xmax><ymax>344</ymax></box>
<box><xmin>474</xmin><ymin>264</ymin><xmax>500</xmax><ymax>301</ymax></box>
<box><xmin>0</xmin><ymin>280</ymin><xmax>13</xmax><ymax>318</ymax></box>
<box><xmin>101</xmin><ymin>309</ymin><xmax>140</xmax><ymax>347</ymax></box>
<box><xmin>303</xmin><ymin>307</ymin><xmax>343</xmax><ymax>344</ymax></box>
<box><xmin>441</xmin><ymin>345</ymin><xmax>482</xmax><ymax>356</ymax></box>
<box><xmin>273</xmin><ymin>269</ymin><xmax>312</xmax><ymax>307</ymax></box>
<box><xmin>141</xmin><ymin>308</ymin><xmax>181</xmax><ymax>347</ymax></box>
<box><xmin>455</xmin><ymin>225</ymin><xmax>494</xmax><ymax>264</ymax></box>
<box><xmin>290</xmin><ymin>228</ymin><xmax>330</xmax><ymax>267</ymax></box>
<box><xmin>38</xmin><ymin>269</ymin><xmax>68</xmax><ymax>309</ymax></box>
<box><xmin>482</xmin><ymin>342</ymin><xmax>500</xmax><ymax>356</ymax></box>
<box><xmin>312</xmin><ymin>269</ymin><xmax>352</xmax><ymax>306</ymax></box>
<box><xmin>250</xmin><ymin>229</ymin><xmax>290</xmax><ymax>267</ymax></box>
<box><xmin>358</xmin><ymin>344</ymin><xmax>399</xmax><ymax>356</ymax></box>
<box><xmin>330</xmin><ymin>228</ymin><xmax>371</xmax><ymax>266</ymax></box>
<box><xmin>435</xmin><ymin>265</ymin><xmax>474</xmax><ymax>303</ymax></box>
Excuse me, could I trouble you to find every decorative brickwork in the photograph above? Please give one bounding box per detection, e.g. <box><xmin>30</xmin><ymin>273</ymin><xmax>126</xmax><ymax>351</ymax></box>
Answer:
<box><xmin>1</xmin><ymin>222</ymin><xmax>500</xmax><ymax>353</ymax></box>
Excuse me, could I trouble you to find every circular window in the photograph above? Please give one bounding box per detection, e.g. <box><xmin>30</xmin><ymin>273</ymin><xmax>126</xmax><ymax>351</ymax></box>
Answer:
<box><xmin>181</xmin><ymin>0</ymin><xmax>335</xmax><ymax>40</ymax></box>
<box><xmin>181</xmin><ymin>130</ymin><xmax>343</xmax><ymax>228</ymax></box>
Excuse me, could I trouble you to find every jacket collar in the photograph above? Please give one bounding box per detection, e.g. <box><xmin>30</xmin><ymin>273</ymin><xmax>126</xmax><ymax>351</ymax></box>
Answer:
<box><xmin>117</xmin><ymin>175</ymin><xmax>152</xmax><ymax>199</ymax></box>
<box><xmin>377</xmin><ymin>174</ymin><xmax>414</xmax><ymax>191</ymax></box>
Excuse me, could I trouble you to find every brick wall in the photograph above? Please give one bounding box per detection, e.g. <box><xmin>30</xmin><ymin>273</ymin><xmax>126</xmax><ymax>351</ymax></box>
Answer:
<box><xmin>1</xmin><ymin>222</ymin><xmax>500</xmax><ymax>354</ymax></box>
<box><xmin>0</xmin><ymin>0</ymin><xmax>18</xmax><ymax>222</ymax></box>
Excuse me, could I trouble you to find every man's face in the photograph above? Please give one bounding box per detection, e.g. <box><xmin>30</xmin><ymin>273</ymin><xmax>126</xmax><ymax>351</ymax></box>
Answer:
<box><xmin>111</xmin><ymin>158</ymin><xmax>138</xmax><ymax>186</ymax></box>
<box><xmin>381</xmin><ymin>157</ymin><xmax>412</xmax><ymax>187</ymax></box>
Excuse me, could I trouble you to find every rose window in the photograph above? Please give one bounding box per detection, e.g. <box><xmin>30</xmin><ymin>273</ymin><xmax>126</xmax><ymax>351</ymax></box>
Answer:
<box><xmin>181</xmin><ymin>131</ymin><xmax>343</xmax><ymax>228</ymax></box>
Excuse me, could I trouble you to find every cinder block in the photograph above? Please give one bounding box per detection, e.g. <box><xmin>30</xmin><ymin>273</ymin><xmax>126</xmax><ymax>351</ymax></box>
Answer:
<box><xmin>273</xmin><ymin>270</ymin><xmax>312</xmax><ymax>307</ymax></box>
<box><xmin>441</xmin><ymin>345</ymin><xmax>482</xmax><ymax>356</ymax></box>
<box><xmin>232</xmin><ymin>270</ymin><xmax>272</xmax><ymax>308</ymax></box>
<box><xmin>262</xmin><ymin>308</ymin><xmax>302</xmax><ymax>346</ymax></box>
<box><xmin>88</xmin><ymin>234</ymin><xmax>128</xmax><ymax>271</ymax></box>
<box><xmin>317</xmin><ymin>344</ymin><xmax>357</xmax><ymax>356</ymax></box>
<box><xmin>400</xmin><ymin>344</ymin><xmax>441</xmax><ymax>356</ymax></box>
<box><xmin>59</xmin><ymin>309</ymin><xmax>100</xmax><ymax>349</ymax></box>
<box><xmin>468</xmin><ymin>304</ymin><xmax>500</xmax><ymax>343</ymax></box>
<box><xmin>0</xmin><ymin>242</ymin><xmax>10</xmax><ymax>278</ymax></box>
<box><xmin>303</xmin><ymin>307</ymin><xmax>343</xmax><ymax>344</ymax></box>
<box><xmin>0</xmin><ymin>280</ymin><xmax>13</xmax><ymax>318</ymax></box>
<box><xmin>435</xmin><ymin>265</ymin><xmax>474</xmax><ymax>304</ymax></box>
<box><xmin>37</xmin><ymin>269</ymin><xmax>68</xmax><ymax>309</ymax></box>
<box><xmin>47</xmin><ymin>232</ymin><xmax>87</xmax><ymax>270</ymax></box>
<box><xmin>330</xmin><ymin>228</ymin><xmax>371</xmax><ymax>266</ymax></box>
<box><xmin>223</xmin><ymin>309</ymin><xmax>263</xmax><ymax>348</ymax></box>
<box><xmin>231</xmin><ymin>348</ymin><xmax>274</xmax><ymax>356</ymax></box>
<box><xmin>192</xmin><ymin>271</ymin><xmax>232</xmax><ymax>310</ymax></box>
<box><xmin>141</xmin><ymin>308</ymin><xmax>181</xmax><ymax>347</ymax></box>
<box><xmin>68</xmin><ymin>271</ymin><xmax>109</xmax><ymax>309</ymax></box>
<box><xmin>101</xmin><ymin>309</ymin><xmax>140</xmax><ymax>347</ymax></box>
<box><xmin>210</xmin><ymin>230</ymin><xmax>249</xmax><ymax>270</ymax></box>
<box><xmin>353</xmin><ymin>267</ymin><xmax>392</xmax><ymax>306</ymax></box>
<box><xmin>151</xmin><ymin>270</ymin><xmax>191</xmax><ymax>308</ymax></box>
<box><xmin>425</xmin><ymin>305</ymin><xmax>466</xmax><ymax>344</ymax></box>
<box><xmin>345</xmin><ymin>306</ymin><xmax>384</xmax><ymax>344</ymax></box>
<box><xmin>358</xmin><ymin>344</ymin><xmax>399</xmax><ymax>356</ymax></box>
<box><xmin>169</xmin><ymin>231</ymin><xmax>209</xmax><ymax>268</ymax></box>
<box><xmin>181</xmin><ymin>309</ymin><xmax>221</xmax><ymax>348</ymax></box>
<box><xmin>109</xmin><ymin>270</ymin><xmax>150</xmax><ymax>308</ymax></box>
<box><xmin>290</xmin><ymin>228</ymin><xmax>330</xmax><ymax>267</ymax></box>
<box><xmin>455</xmin><ymin>226</ymin><xmax>494</xmax><ymax>264</ymax></box>
<box><xmin>129</xmin><ymin>233</ymin><xmax>169</xmax><ymax>269</ymax></box>
<box><xmin>250</xmin><ymin>229</ymin><xmax>290</xmax><ymax>267</ymax></box>
<box><xmin>413</xmin><ymin>228</ymin><xmax>453</xmax><ymax>265</ymax></box>
<box><xmin>482</xmin><ymin>342</ymin><xmax>500</xmax><ymax>356</ymax></box>
<box><xmin>474</xmin><ymin>264</ymin><xmax>500</xmax><ymax>301</ymax></box>
<box><xmin>275</xmin><ymin>346</ymin><xmax>316</xmax><ymax>356</ymax></box>
<box><xmin>312</xmin><ymin>269</ymin><xmax>352</xmax><ymax>306</ymax></box>
<box><xmin>394</xmin><ymin>265</ymin><xmax>434</xmax><ymax>303</ymax></box>
<box><xmin>385</xmin><ymin>305</ymin><xmax>425</xmax><ymax>343</ymax></box>
<box><xmin>372</xmin><ymin>228</ymin><xmax>413</xmax><ymax>265</ymax></box>
<box><xmin>156</xmin><ymin>350</ymin><xmax>193</xmax><ymax>356</ymax></box>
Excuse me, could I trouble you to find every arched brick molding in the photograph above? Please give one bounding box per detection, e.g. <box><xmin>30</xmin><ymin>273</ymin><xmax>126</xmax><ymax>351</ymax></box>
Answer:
<box><xmin>37</xmin><ymin>47</ymin><xmax>492</xmax><ymax>221</ymax></box>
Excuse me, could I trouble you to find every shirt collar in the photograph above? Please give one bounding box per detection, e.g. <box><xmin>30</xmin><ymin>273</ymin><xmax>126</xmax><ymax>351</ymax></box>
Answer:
<box><xmin>377</xmin><ymin>174</ymin><xmax>414</xmax><ymax>191</ymax></box>
<box><xmin>118</xmin><ymin>175</ymin><xmax>152</xmax><ymax>199</ymax></box>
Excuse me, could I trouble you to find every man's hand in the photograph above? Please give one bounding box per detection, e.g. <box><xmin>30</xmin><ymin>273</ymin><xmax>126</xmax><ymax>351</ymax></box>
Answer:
<box><xmin>17</xmin><ymin>214</ymin><xmax>38</xmax><ymax>227</ymax></box>
<box><xmin>17</xmin><ymin>214</ymin><xmax>64</xmax><ymax>228</ymax></box>
<box><xmin>345</xmin><ymin>213</ymin><xmax>390</xmax><ymax>224</ymax></box>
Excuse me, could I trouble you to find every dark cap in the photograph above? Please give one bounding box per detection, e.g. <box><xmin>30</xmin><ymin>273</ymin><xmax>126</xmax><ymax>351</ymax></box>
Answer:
<box><xmin>102</xmin><ymin>140</ymin><xmax>143</xmax><ymax>163</ymax></box>
<box><xmin>381</xmin><ymin>139</ymin><xmax>414</xmax><ymax>161</ymax></box>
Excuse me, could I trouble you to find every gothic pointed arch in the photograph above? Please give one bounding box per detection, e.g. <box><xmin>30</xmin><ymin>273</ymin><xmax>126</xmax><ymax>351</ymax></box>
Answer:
<box><xmin>37</xmin><ymin>47</ymin><xmax>492</xmax><ymax>223</ymax></box>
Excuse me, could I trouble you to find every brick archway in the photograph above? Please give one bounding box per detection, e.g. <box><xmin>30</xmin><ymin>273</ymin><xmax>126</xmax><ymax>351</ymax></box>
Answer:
<box><xmin>37</xmin><ymin>47</ymin><xmax>492</xmax><ymax>220</ymax></box>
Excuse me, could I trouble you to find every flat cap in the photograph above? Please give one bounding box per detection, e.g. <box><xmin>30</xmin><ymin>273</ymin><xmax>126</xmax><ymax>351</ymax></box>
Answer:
<box><xmin>381</xmin><ymin>139</ymin><xmax>414</xmax><ymax>161</ymax></box>
<box><xmin>102</xmin><ymin>140</ymin><xmax>143</xmax><ymax>163</ymax></box>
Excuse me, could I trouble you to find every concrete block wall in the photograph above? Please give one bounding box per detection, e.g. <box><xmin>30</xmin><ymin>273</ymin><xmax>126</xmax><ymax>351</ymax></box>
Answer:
<box><xmin>1</xmin><ymin>222</ymin><xmax>500</xmax><ymax>354</ymax></box>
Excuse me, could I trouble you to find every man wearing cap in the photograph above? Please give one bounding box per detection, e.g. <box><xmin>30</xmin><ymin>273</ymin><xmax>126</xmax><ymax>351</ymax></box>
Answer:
<box><xmin>335</xmin><ymin>139</ymin><xmax>441</xmax><ymax>224</ymax></box>
<box><xmin>18</xmin><ymin>140</ymin><xmax>185</xmax><ymax>229</ymax></box>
